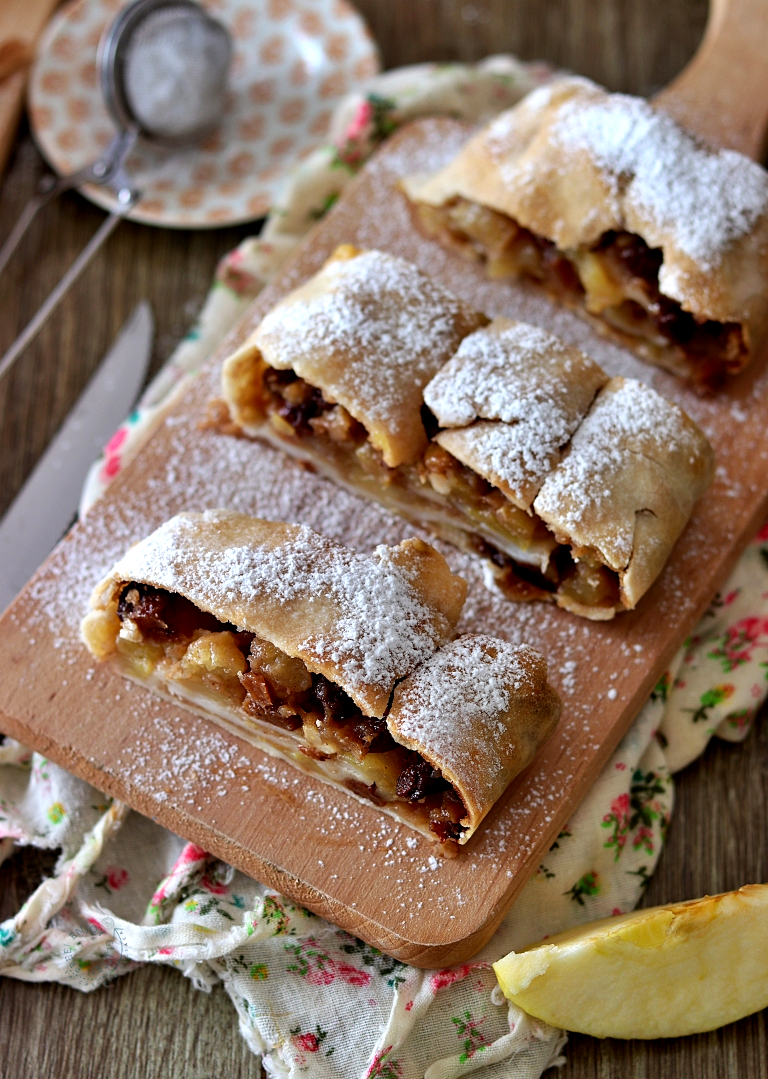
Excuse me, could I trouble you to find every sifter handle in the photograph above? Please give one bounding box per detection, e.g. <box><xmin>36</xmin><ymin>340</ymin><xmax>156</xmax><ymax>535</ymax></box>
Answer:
<box><xmin>0</xmin><ymin>202</ymin><xmax>136</xmax><ymax>384</ymax></box>
<box><xmin>0</xmin><ymin>127</ymin><xmax>138</xmax><ymax>281</ymax></box>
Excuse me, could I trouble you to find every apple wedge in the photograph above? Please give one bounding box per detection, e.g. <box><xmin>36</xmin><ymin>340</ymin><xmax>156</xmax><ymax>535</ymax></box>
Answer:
<box><xmin>493</xmin><ymin>885</ymin><xmax>768</xmax><ymax>1039</ymax></box>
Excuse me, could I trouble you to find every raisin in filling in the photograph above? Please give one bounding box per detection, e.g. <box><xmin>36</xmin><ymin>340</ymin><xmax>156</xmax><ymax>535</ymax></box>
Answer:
<box><xmin>116</xmin><ymin>583</ymin><xmax>466</xmax><ymax>840</ymax></box>
<box><xmin>587</xmin><ymin>231</ymin><xmax>745</xmax><ymax>381</ymax></box>
<box><xmin>261</xmin><ymin>368</ymin><xmax>368</xmax><ymax>446</ymax></box>
<box><xmin>262</xmin><ymin>368</ymin><xmax>334</xmax><ymax>436</ymax></box>
<box><xmin>117</xmin><ymin>583</ymin><xmax>222</xmax><ymax>639</ymax></box>
<box><xmin>417</xmin><ymin>198</ymin><xmax>746</xmax><ymax>385</ymax></box>
<box><xmin>396</xmin><ymin>758</ymin><xmax>445</xmax><ymax>800</ymax></box>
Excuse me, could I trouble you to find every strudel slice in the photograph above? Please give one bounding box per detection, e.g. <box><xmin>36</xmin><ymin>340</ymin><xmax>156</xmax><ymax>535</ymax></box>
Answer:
<box><xmin>423</xmin><ymin>321</ymin><xmax>714</xmax><ymax>618</ymax></box>
<box><xmin>81</xmin><ymin>511</ymin><xmax>561</xmax><ymax>846</ymax></box>
<box><xmin>224</xmin><ymin>244</ymin><xmax>486</xmax><ymax>468</ymax></box>
<box><xmin>401</xmin><ymin>76</ymin><xmax>768</xmax><ymax>389</ymax></box>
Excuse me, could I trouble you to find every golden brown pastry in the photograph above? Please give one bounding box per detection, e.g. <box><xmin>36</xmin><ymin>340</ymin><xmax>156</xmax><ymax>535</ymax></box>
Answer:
<box><xmin>221</xmin><ymin>273</ymin><xmax>714</xmax><ymax>619</ymax></box>
<box><xmin>531</xmin><ymin>376</ymin><xmax>714</xmax><ymax>616</ymax></box>
<box><xmin>389</xmin><ymin>635</ymin><xmax>561</xmax><ymax>838</ymax></box>
<box><xmin>224</xmin><ymin>244</ymin><xmax>486</xmax><ymax>468</ymax></box>
<box><xmin>424</xmin><ymin>318</ymin><xmax>609</xmax><ymax>512</ymax></box>
<box><xmin>81</xmin><ymin>511</ymin><xmax>561</xmax><ymax>846</ymax></box>
<box><xmin>401</xmin><ymin>76</ymin><xmax>768</xmax><ymax>389</ymax></box>
<box><xmin>425</xmin><ymin>322</ymin><xmax>713</xmax><ymax>617</ymax></box>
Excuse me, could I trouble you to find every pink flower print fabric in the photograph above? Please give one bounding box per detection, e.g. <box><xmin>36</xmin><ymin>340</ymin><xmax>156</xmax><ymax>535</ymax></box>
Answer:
<box><xmin>658</xmin><ymin>536</ymin><xmax>768</xmax><ymax>771</ymax></box>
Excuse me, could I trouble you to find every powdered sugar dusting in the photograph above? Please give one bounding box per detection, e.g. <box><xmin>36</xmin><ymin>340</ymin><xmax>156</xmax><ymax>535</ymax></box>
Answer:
<box><xmin>549</xmin><ymin>83</ymin><xmax>768</xmax><ymax>269</ymax></box>
<box><xmin>272</xmin><ymin>116</ymin><xmax>652</xmax><ymax>384</ymax></box>
<box><xmin>6</xmin><ymin>115</ymin><xmax>753</xmax><ymax>916</ymax></box>
<box><xmin>392</xmin><ymin>635</ymin><xmax>537</xmax><ymax>775</ymax></box>
<box><xmin>534</xmin><ymin>377</ymin><xmax>705</xmax><ymax>561</ymax></box>
<box><xmin>426</xmin><ymin>320</ymin><xmax>606</xmax><ymax>499</ymax></box>
<box><xmin>426</xmin><ymin>322</ymin><xmax>569</xmax><ymax>426</ymax></box>
<box><xmin>255</xmin><ymin>249</ymin><xmax>477</xmax><ymax>452</ymax></box>
<box><xmin>113</xmin><ymin>510</ymin><xmax>452</xmax><ymax>698</ymax></box>
<box><xmin>437</xmin><ymin>421</ymin><xmax>557</xmax><ymax>504</ymax></box>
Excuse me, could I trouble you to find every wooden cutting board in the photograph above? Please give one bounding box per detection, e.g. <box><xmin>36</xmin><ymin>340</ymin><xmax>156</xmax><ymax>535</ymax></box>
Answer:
<box><xmin>2</xmin><ymin>0</ymin><xmax>768</xmax><ymax>969</ymax></box>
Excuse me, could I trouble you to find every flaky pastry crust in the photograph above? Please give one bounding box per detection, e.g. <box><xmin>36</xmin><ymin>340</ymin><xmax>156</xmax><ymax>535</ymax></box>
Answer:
<box><xmin>81</xmin><ymin>513</ymin><xmax>561</xmax><ymax>846</ymax></box>
<box><xmin>426</xmin><ymin>317</ymin><xmax>608</xmax><ymax>509</ymax></box>
<box><xmin>402</xmin><ymin>77</ymin><xmax>768</xmax><ymax>384</ymax></box>
<box><xmin>217</xmin><ymin>254</ymin><xmax>714</xmax><ymax>619</ymax></box>
<box><xmin>389</xmin><ymin>635</ymin><xmax>561</xmax><ymax>835</ymax></box>
<box><xmin>83</xmin><ymin>510</ymin><xmax>466</xmax><ymax>718</ymax></box>
<box><xmin>223</xmin><ymin>245</ymin><xmax>485</xmax><ymax>467</ymax></box>
<box><xmin>533</xmin><ymin>377</ymin><xmax>714</xmax><ymax>614</ymax></box>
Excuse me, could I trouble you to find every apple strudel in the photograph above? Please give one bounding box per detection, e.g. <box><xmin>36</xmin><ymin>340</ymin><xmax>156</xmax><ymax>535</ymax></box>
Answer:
<box><xmin>424</xmin><ymin>320</ymin><xmax>714</xmax><ymax>617</ymax></box>
<box><xmin>220</xmin><ymin>252</ymin><xmax>714</xmax><ymax>619</ymax></box>
<box><xmin>81</xmin><ymin>511</ymin><xmax>561</xmax><ymax>847</ymax></box>
<box><xmin>401</xmin><ymin>77</ymin><xmax>768</xmax><ymax>389</ymax></box>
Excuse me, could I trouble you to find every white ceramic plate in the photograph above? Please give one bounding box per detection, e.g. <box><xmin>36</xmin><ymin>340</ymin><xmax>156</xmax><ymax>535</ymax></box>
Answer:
<box><xmin>29</xmin><ymin>0</ymin><xmax>380</xmax><ymax>228</ymax></box>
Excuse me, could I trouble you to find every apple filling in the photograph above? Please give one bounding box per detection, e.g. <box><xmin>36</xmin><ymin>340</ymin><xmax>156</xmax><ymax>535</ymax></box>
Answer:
<box><xmin>110</xmin><ymin>582</ymin><xmax>467</xmax><ymax>842</ymax></box>
<box><xmin>240</xmin><ymin>368</ymin><xmax>620</xmax><ymax>614</ymax></box>
<box><xmin>415</xmin><ymin>197</ymin><xmax>747</xmax><ymax>388</ymax></box>
<box><xmin>420</xmin><ymin>445</ymin><xmax>620</xmax><ymax>612</ymax></box>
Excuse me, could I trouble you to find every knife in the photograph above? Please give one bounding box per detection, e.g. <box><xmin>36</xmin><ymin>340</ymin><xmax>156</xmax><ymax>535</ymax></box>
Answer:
<box><xmin>0</xmin><ymin>301</ymin><xmax>154</xmax><ymax>613</ymax></box>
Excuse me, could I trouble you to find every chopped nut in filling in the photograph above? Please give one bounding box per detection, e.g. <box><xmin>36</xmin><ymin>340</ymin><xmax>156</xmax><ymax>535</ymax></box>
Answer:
<box><xmin>108</xmin><ymin>582</ymin><xmax>468</xmax><ymax>842</ymax></box>
<box><xmin>415</xmin><ymin>198</ymin><xmax>747</xmax><ymax>388</ymax></box>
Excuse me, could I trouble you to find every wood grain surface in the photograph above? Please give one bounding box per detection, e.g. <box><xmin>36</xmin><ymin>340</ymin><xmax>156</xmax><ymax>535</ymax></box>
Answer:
<box><xmin>1</xmin><ymin>1</ymin><xmax>766</xmax><ymax>1075</ymax></box>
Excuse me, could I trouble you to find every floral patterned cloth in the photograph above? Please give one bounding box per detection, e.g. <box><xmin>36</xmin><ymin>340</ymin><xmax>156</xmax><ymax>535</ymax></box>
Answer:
<box><xmin>4</xmin><ymin>56</ymin><xmax>768</xmax><ymax>1078</ymax></box>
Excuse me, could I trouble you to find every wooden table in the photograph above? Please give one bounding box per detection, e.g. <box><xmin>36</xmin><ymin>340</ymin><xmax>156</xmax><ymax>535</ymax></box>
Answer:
<box><xmin>2</xmin><ymin>1</ymin><xmax>767</xmax><ymax>1074</ymax></box>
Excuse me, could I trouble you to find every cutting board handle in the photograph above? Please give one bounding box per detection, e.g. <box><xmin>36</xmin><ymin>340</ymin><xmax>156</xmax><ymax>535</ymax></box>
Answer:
<box><xmin>653</xmin><ymin>0</ymin><xmax>768</xmax><ymax>160</ymax></box>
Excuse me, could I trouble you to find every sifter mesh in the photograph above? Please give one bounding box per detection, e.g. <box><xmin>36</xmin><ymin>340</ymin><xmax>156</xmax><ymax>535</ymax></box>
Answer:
<box><xmin>122</xmin><ymin>5</ymin><xmax>231</xmax><ymax>142</ymax></box>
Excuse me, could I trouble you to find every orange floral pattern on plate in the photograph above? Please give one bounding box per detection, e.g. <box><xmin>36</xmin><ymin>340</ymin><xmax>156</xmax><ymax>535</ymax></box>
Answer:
<box><xmin>30</xmin><ymin>0</ymin><xmax>380</xmax><ymax>229</ymax></box>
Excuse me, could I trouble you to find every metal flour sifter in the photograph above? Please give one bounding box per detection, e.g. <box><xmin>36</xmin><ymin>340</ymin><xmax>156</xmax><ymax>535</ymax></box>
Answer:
<box><xmin>0</xmin><ymin>0</ymin><xmax>231</xmax><ymax>382</ymax></box>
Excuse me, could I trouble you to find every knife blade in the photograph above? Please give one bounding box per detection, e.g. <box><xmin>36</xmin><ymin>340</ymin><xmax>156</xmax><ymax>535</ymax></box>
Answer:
<box><xmin>0</xmin><ymin>301</ymin><xmax>154</xmax><ymax>613</ymax></box>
